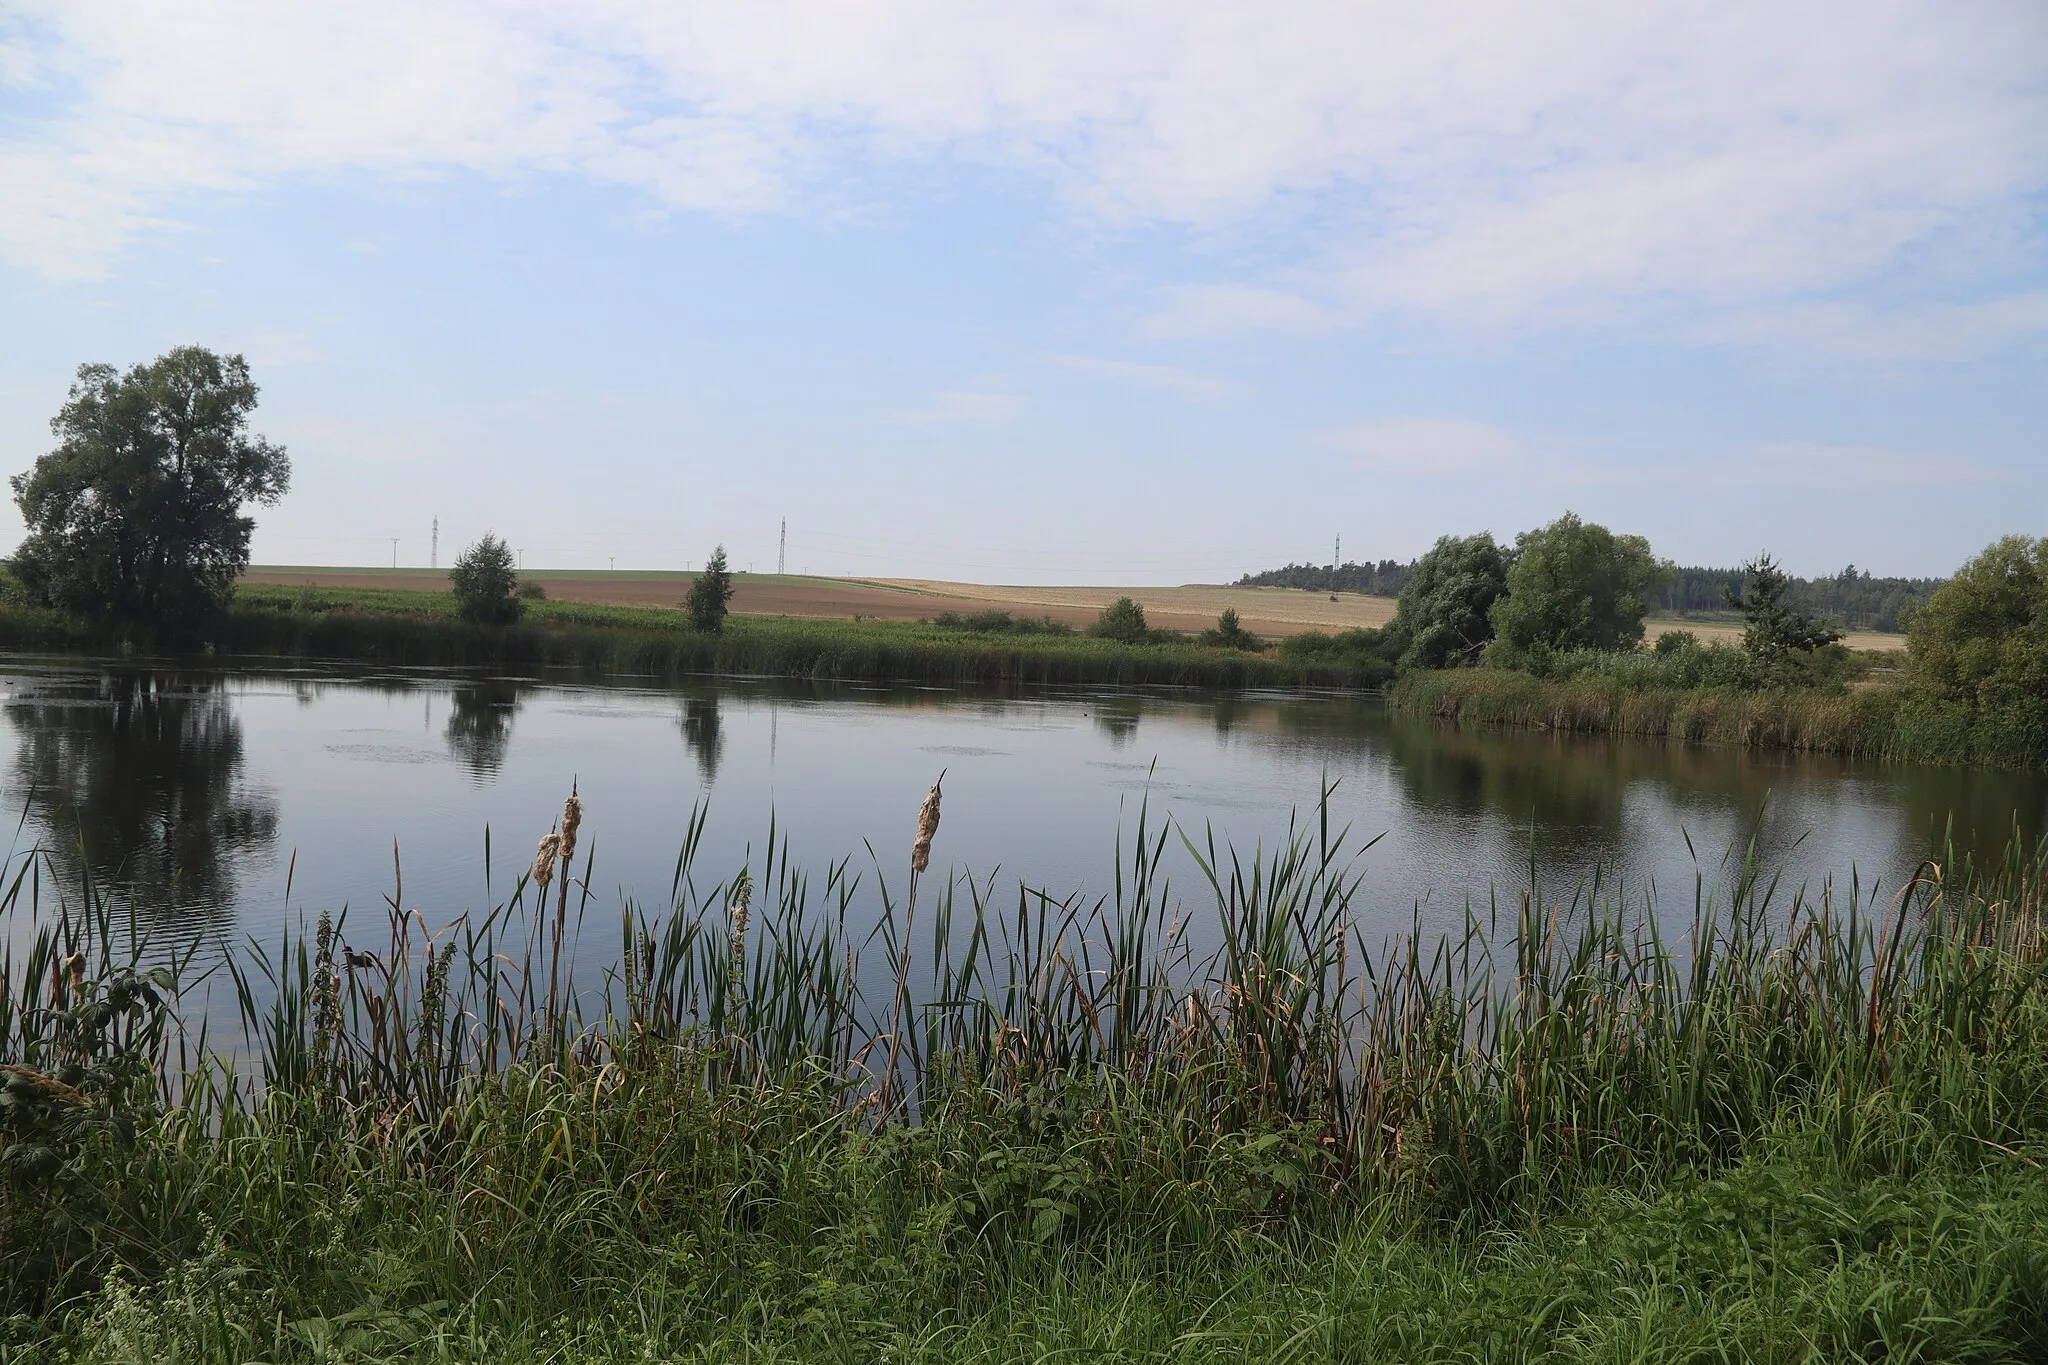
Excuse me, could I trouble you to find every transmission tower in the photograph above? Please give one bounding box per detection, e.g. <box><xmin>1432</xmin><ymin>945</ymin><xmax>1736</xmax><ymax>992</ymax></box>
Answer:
<box><xmin>778</xmin><ymin>518</ymin><xmax>787</xmax><ymax>575</ymax></box>
<box><xmin>431</xmin><ymin>517</ymin><xmax>438</xmax><ymax>570</ymax></box>
<box><xmin>1328</xmin><ymin>535</ymin><xmax>1340</xmax><ymax>594</ymax></box>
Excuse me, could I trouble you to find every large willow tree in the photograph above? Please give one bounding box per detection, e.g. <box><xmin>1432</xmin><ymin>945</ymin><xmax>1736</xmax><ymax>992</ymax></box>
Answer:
<box><xmin>10</xmin><ymin>347</ymin><xmax>291</xmax><ymax>630</ymax></box>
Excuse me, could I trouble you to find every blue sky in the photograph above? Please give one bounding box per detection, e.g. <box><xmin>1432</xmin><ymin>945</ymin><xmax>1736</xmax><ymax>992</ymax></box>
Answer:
<box><xmin>2</xmin><ymin>2</ymin><xmax>2044</xmax><ymax>581</ymax></box>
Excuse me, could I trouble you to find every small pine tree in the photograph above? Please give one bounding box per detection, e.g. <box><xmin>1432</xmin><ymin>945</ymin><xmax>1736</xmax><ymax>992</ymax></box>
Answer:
<box><xmin>450</xmin><ymin>533</ymin><xmax>521</xmax><ymax>625</ymax></box>
<box><xmin>1726</xmin><ymin>553</ymin><xmax>1841</xmax><ymax>664</ymax></box>
<box><xmin>686</xmin><ymin>545</ymin><xmax>736</xmax><ymax>632</ymax></box>
<box><xmin>1199</xmin><ymin>607</ymin><xmax>1260</xmax><ymax>651</ymax></box>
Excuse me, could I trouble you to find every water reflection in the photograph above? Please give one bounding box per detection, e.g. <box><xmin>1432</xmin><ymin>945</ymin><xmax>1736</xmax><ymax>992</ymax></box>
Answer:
<box><xmin>4</xmin><ymin>667</ymin><xmax>278</xmax><ymax>933</ymax></box>
<box><xmin>445</xmin><ymin>681</ymin><xmax>519</xmax><ymax>777</ymax></box>
<box><xmin>680</xmin><ymin>691</ymin><xmax>724</xmax><ymax>786</ymax></box>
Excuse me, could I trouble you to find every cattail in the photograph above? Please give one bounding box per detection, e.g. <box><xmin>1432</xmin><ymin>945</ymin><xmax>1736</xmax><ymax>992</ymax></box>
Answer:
<box><xmin>910</xmin><ymin>774</ymin><xmax>944</xmax><ymax>873</ymax></box>
<box><xmin>559</xmin><ymin>784</ymin><xmax>583</xmax><ymax>867</ymax></box>
<box><xmin>727</xmin><ymin>870</ymin><xmax>753</xmax><ymax>1006</ymax></box>
<box><xmin>66</xmin><ymin>951</ymin><xmax>85</xmax><ymax>997</ymax></box>
<box><xmin>531</xmin><ymin>831</ymin><xmax>561</xmax><ymax>888</ymax></box>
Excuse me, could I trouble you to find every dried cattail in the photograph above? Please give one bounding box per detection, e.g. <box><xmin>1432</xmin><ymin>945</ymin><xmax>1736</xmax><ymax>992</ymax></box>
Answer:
<box><xmin>66</xmin><ymin>951</ymin><xmax>85</xmax><ymax>996</ymax></box>
<box><xmin>727</xmin><ymin>870</ymin><xmax>753</xmax><ymax>1005</ymax></box>
<box><xmin>559</xmin><ymin>784</ymin><xmax>583</xmax><ymax>866</ymax></box>
<box><xmin>910</xmin><ymin>775</ymin><xmax>944</xmax><ymax>873</ymax></box>
<box><xmin>531</xmin><ymin>831</ymin><xmax>561</xmax><ymax>887</ymax></box>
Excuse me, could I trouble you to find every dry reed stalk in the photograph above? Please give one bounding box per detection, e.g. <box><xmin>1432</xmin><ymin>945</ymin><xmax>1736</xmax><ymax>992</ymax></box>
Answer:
<box><xmin>882</xmin><ymin>772</ymin><xmax>944</xmax><ymax>1113</ymax></box>
<box><xmin>727</xmin><ymin>870</ymin><xmax>752</xmax><ymax>1016</ymax></box>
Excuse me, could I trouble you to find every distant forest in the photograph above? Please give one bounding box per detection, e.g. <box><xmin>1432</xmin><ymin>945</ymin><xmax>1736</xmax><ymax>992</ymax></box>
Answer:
<box><xmin>1238</xmin><ymin>559</ymin><xmax>1943</xmax><ymax>633</ymax></box>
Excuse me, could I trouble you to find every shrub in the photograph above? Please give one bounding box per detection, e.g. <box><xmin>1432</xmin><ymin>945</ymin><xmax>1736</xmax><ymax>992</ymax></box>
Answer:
<box><xmin>686</xmin><ymin>546</ymin><xmax>736</xmax><ymax>633</ymax></box>
<box><xmin>1907</xmin><ymin>534</ymin><xmax>2048</xmax><ymax>712</ymax></box>
<box><xmin>1198</xmin><ymin>608</ymin><xmax>1261</xmax><ymax>652</ymax></box>
<box><xmin>517</xmin><ymin>580</ymin><xmax>546</xmax><ymax>601</ymax></box>
<box><xmin>1654</xmin><ymin>629</ymin><xmax>1697</xmax><ymax>655</ymax></box>
<box><xmin>931</xmin><ymin>609</ymin><xmax>1072</xmax><ymax>636</ymax></box>
<box><xmin>1088</xmin><ymin>597</ymin><xmax>1151</xmax><ymax>644</ymax></box>
<box><xmin>449</xmin><ymin>533</ymin><xmax>522</xmax><ymax>625</ymax></box>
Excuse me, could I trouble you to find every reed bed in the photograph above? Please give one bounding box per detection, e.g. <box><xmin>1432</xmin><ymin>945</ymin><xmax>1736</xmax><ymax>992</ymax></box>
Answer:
<box><xmin>0</xmin><ymin>590</ymin><xmax>1389</xmax><ymax>690</ymax></box>
<box><xmin>3</xmin><ymin>785</ymin><xmax>2047</xmax><ymax>1359</ymax></box>
<box><xmin>1391</xmin><ymin>668</ymin><xmax>2046</xmax><ymax>769</ymax></box>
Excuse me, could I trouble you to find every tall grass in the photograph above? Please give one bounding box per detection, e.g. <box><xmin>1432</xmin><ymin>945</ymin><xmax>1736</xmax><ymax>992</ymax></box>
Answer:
<box><xmin>1391</xmin><ymin>667</ymin><xmax>2046</xmax><ymax>769</ymax></box>
<box><xmin>0</xmin><ymin>588</ymin><xmax>1388</xmax><ymax>690</ymax></box>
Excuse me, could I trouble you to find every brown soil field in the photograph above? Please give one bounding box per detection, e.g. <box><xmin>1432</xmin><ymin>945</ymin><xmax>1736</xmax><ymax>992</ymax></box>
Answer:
<box><xmin>242</xmin><ymin>568</ymin><xmax>1396</xmax><ymax>638</ymax></box>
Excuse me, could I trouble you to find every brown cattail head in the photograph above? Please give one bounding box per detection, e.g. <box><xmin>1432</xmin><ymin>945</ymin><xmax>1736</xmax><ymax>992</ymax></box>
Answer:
<box><xmin>559</xmin><ymin>783</ymin><xmax>583</xmax><ymax>865</ymax></box>
<box><xmin>910</xmin><ymin>773</ymin><xmax>944</xmax><ymax>873</ymax></box>
<box><xmin>531</xmin><ymin>831</ymin><xmax>561</xmax><ymax>888</ymax></box>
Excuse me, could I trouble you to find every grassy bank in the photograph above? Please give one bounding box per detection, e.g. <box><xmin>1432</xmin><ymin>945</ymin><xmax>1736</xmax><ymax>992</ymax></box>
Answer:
<box><xmin>5</xmin><ymin>790</ymin><xmax>2047</xmax><ymax>1360</ymax></box>
<box><xmin>0</xmin><ymin>584</ymin><xmax>1390</xmax><ymax>690</ymax></box>
<box><xmin>1390</xmin><ymin>667</ymin><xmax>2048</xmax><ymax>769</ymax></box>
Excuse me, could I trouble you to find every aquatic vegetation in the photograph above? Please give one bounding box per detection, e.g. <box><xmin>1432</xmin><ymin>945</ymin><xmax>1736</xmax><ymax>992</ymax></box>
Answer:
<box><xmin>2</xmin><ymin>784</ymin><xmax>2045</xmax><ymax>1358</ymax></box>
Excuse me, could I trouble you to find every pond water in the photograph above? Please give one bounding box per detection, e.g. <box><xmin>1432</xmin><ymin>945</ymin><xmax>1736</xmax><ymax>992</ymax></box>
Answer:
<box><xmin>3</xmin><ymin>655</ymin><xmax>2044</xmax><ymax>968</ymax></box>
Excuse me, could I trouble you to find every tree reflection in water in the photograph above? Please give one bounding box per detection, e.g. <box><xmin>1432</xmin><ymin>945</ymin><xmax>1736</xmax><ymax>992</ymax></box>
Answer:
<box><xmin>5</xmin><ymin>667</ymin><xmax>278</xmax><ymax>934</ymax></box>
<box><xmin>444</xmin><ymin>681</ymin><xmax>520</xmax><ymax>778</ymax></box>
<box><xmin>681</xmin><ymin>691</ymin><xmax>724</xmax><ymax>785</ymax></box>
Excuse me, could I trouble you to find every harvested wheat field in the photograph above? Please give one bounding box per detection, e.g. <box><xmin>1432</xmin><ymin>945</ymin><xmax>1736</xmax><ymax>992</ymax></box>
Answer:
<box><xmin>242</xmin><ymin>567</ymin><xmax>1397</xmax><ymax>638</ymax></box>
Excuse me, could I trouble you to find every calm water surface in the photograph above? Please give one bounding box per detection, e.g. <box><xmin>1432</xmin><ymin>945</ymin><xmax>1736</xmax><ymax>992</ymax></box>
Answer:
<box><xmin>5</xmin><ymin>654</ymin><xmax>2044</xmax><ymax>963</ymax></box>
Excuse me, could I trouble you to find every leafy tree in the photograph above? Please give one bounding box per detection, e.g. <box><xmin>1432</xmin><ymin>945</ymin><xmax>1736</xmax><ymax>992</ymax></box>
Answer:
<box><xmin>9</xmin><ymin>347</ymin><xmax>291</xmax><ymax>629</ymax></box>
<box><xmin>1906</xmin><ymin>535</ymin><xmax>2048</xmax><ymax>711</ymax></box>
<box><xmin>1388</xmin><ymin>533</ymin><xmax>1510</xmax><ymax>670</ymax></box>
<box><xmin>1088</xmin><ymin>597</ymin><xmax>1150</xmax><ymax>644</ymax></box>
<box><xmin>449</xmin><ymin>533</ymin><xmax>522</xmax><ymax>625</ymax></box>
<box><xmin>687</xmin><ymin>545</ymin><xmax>736</xmax><ymax>632</ymax></box>
<box><xmin>1726</xmin><ymin>553</ymin><xmax>1842</xmax><ymax>669</ymax></box>
<box><xmin>1199</xmin><ymin>607</ymin><xmax>1260</xmax><ymax>651</ymax></box>
<box><xmin>1489</xmin><ymin>513</ymin><xmax>1667</xmax><ymax>663</ymax></box>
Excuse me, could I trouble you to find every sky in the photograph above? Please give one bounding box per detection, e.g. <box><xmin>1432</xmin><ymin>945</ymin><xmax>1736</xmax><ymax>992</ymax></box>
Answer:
<box><xmin>1</xmin><ymin>1</ymin><xmax>2044</xmax><ymax>583</ymax></box>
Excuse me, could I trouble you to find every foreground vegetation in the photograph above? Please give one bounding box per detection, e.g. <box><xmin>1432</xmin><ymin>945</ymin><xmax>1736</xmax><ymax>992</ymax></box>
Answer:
<box><xmin>0</xmin><ymin>581</ymin><xmax>1390</xmax><ymax>690</ymax></box>
<box><xmin>4</xmin><ymin>785</ymin><xmax>2047</xmax><ymax>1360</ymax></box>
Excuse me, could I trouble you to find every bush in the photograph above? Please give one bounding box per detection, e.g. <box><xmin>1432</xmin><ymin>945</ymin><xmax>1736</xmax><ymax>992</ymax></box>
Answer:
<box><xmin>1907</xmin><ymin>534</ymin><xmax>2048</xmax><ymax>712</ymax></box>
<box><xmin>449</xmin><ymin>533</ymin><xmax>522</xmax><ymax>625</ymax></box>
<box><xmin>1654</xmin><ymin>629</ymin><xmax>1697</xmax><ymax>655</ymax></box>
<box><xmin>1197</xmin><ymin>608</ymin><xmax>1261</xmax><ymax>652</ymax></box>
<box><xmin>1087</xmin><ymin>597</ymin><xmax>1151</xmax><ymax>644</ymax></box>
<box><xmin>517</xmin><ymin>580</ymin><xmax>546</xmax><ymax>601</ymax></box>
<box><xmin>1278</xmin><ymin>627</ymin><xmax>1399</xmax><ymax>686</ymax></box>
<box><xmin>686</xmin><ymin>546</ymin><xmax>736</xmax><ymax>633</ymax></box>
<box><xmin>931</xmin><ymin>609</ymin><xmax>1072</xmax><ymax>637</ymax></box>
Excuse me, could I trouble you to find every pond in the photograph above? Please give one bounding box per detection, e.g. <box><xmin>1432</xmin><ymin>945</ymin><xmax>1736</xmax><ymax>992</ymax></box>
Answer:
<box><xmin>3</xmin><ymin>655</ymin><xmax>2043</xmax><ymax>971</ymax></box>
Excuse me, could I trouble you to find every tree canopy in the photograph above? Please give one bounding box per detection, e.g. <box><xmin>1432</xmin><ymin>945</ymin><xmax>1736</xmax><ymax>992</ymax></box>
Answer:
<box><xmin>686</xmin><ymin>546</ymin><xmax>736</xmax><ymax>632</ymax></box>
<box><xmin>1488</xmin><ymin>513</ymin><xmax>1666</xmax><ymax>662</ymax></box>
<box><xmin>1906</xmin><ymin>534</ymin><xmax>2048</xmax><ymax>712</ymax></box>
<box><xmin>10</xmin><ymin>347</ymin><xmax>290</xmax><ymax>629</ymax></box>
<box><xmin>450</xmin><ymin>533</ymin><xmax>522</xmax><ymax>625</ymax></box>
<box><xmin>1389</xmin><ymin>533</ymin><xmax>1510</xmax><ymax>670</ymax></box>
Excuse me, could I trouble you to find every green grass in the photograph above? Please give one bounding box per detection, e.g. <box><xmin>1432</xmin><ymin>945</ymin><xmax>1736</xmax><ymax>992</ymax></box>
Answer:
<box><xmin>0</xmin><ymin>584</ymin><xmax>1391</xmax><ymax>690</ymax></box>
<box><xmin>4</xmin><ymin>786</ymin><xmax>2047</xmax><ymax>1360</ymax></box>
<box><xmin>1390</xmin><ymin>668</ymin><xmax>2048</xmax><ymax>770</ymax></box>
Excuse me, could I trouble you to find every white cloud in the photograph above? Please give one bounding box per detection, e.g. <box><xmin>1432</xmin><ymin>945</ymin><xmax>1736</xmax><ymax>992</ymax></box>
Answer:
<box><xmin>2</xmin><ymin>1</ymin><xmax>2043</xmax><ymax>351</ymax></box>
<box><xmin>899</xmin><ymin>390</ymin><xmax>1024</xmax><ymax>424</ymax></box>
<box><xmin>1048</xmin><ymin>354</ymin><xmax>1235</xmax><ymax>401</ymax></box>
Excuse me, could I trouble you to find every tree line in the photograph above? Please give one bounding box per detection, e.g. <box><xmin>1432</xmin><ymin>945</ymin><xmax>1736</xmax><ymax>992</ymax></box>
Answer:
<box><xmin>1242</xmin><ymin>555</ymin><xmax>1943</xmax><ymax>634</ymax></box>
